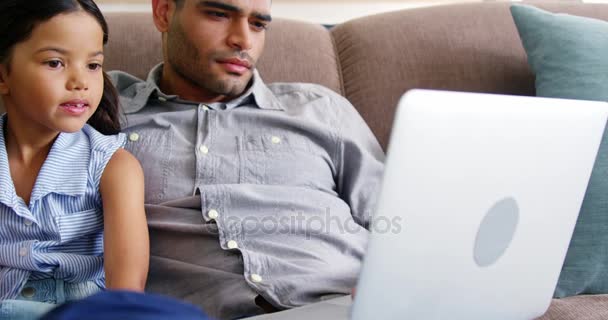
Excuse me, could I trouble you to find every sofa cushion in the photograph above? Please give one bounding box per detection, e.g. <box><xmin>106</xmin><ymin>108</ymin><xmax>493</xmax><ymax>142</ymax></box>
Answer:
<box><xmin>511</xmin><ymin>4</ymin><xmax>608</xmax><ymax>298</ymax></box>
<box><xmin>510</xmin><ymin>5</ymin><xmax>608</xmax><ymax>100</ymax></box>
<box><xmin>331</xmin><ymin>3</ymin><xmax>535</xmax><ymax>150</ymax></box>
<box><xmin>105</xmin><ymin>12</ymin><xmax>163</xmax><ymax>81</ymax></box>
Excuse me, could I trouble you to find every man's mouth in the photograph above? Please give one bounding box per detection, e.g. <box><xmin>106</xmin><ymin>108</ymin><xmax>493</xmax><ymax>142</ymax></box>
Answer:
<box><xmin>217</xmin><ymin>58</ymin><xmax>252</xmax><ymax>75</ymax></box>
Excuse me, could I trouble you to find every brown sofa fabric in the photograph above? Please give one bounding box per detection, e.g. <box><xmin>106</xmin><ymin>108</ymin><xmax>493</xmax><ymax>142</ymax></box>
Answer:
<box><xmin>538</xmin><ymin>294</ymin><xmax>608</xmax><ymax>320</ymax></box>
<box><xmin>332</xmin><ymin>2</ymin><xmax>608</xmax><ymax>150</ymax></box>
<box><xmin>257</xmin><ymin>19</ymin><xmax>342</xmax><ymax>94</ymax></box>
<box><xmin>332</xmin><ymin>3</ymin><xmax>535</xmax><ymax>149</ymax></box>
<box><xmin>105</xmin><ymin>13</ymin><xmax>163</xmax><ymax>81</ymax></box>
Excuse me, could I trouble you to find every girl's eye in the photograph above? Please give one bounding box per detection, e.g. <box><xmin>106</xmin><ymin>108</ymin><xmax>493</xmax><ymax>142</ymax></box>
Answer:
<box><xmin>88</xmin><ymin>63</ymin><xmax>102</xmax><ymax>71</ymax></box>
<box><xmin>45</xmin><ymin>60</ymin><xmax>63</xmax><ymax>69</ymax></box>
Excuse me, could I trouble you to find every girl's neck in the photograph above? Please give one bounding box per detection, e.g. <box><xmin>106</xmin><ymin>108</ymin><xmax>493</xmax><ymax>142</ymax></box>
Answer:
<box><xmin>3</xmin><ymin>115</ymin><xmax>58</xmax><ymax>206</ymax></box>
<box><xmin>4</xmin><ymin>116</ymin><xmax>57</xmax><ymax>165</ymax></box>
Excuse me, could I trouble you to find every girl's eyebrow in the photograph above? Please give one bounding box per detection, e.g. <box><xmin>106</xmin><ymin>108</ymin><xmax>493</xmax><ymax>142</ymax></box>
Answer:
<box><xmin>36</xmin><ymin>47</ymin><xmax>68</xmax><ymax>55</ymax></box>
<box><xmin>35</xmin><ymin>47</ymin><xmax>104</xmax><ymax>57</ymax></box>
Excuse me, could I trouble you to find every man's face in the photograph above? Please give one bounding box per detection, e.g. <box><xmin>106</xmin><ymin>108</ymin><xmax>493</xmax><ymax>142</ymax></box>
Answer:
<box><xmin>166</xmin><ymin>0</ymin><xmax>271</xmax><ymax>101</ymax></box>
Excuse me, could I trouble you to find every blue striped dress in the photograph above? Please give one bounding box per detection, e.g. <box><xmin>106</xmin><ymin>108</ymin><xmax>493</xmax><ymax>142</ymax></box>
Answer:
<box><xmin>0</xmin><ymin>114</ymin><xmax>126</xmax><ymax>300</ymax></box>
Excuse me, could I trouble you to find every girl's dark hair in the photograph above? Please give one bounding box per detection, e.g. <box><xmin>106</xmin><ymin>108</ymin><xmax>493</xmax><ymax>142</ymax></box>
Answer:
<box><xmin>0</xmin><ymin>0</ymin><xmax>121</xmax><ymax>135</ymax></box>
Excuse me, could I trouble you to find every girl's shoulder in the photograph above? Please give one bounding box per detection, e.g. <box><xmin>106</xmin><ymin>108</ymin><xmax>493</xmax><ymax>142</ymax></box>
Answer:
<box><xmin>76</xmin><ymin>126</ymin><xmax>128</xmax><ymax>188</ymax></box>
<box><xmin>80</xmin><ymin>125</ymin><xmax>126</xmax><ymax>154</ymax></box>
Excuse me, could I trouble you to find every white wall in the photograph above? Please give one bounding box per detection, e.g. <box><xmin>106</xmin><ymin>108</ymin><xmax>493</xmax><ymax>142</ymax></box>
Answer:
<box><xmin>99</xmin><ymin>0</ymin><xmax>482</xmax><ymax>24</ymax></box>
<box><xmin>271</xmin><ymin>0</ymin><xmax>481</xmax><ymax>24</ymax></box>
<box><xmin>99</xmin><ymin>0</ymin><xmax>600</xmax><ymax>24</ymax></box>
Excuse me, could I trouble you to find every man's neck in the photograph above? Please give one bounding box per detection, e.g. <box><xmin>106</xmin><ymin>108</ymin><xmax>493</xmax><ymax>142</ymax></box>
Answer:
<box><xmin>159</xmin><ymin>64</ymin><xmax>228</xmax><ymax>103</ymax></box>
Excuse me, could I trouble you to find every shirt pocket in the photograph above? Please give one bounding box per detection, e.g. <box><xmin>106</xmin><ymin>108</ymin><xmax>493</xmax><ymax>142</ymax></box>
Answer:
<box><xmin>54</xmin><ymin>208</ymin><xmax>103</xmax><ymax>244</ymax></box>
<box><xmin>124</xmin><ymin>121</ymin><xmax>173</xmax><ymax>204</ymax></box>
<box><xmin>238</xmin><ymin>133</ymin><xmax>335</xmax><ymax>190</ymax></box>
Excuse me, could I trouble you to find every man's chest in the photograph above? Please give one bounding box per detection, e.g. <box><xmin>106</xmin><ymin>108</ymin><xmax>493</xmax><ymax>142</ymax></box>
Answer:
<box><xmin>123</xmin><ymin>109</ymin><xmax>338</xmax><ymax>204</ymax></box>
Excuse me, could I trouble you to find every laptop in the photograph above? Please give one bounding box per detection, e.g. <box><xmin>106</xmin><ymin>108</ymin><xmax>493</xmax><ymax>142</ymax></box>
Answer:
<box><xmin>246</xmin><ymin>90</ymin><xmax>608</xmax><ymax>320</ymax></box>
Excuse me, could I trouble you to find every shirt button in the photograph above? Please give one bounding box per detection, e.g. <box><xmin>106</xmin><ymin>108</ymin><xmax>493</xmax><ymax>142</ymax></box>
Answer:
<box><xmin>199</xmin><ymin>145</ymin><xmax>209</xmax><ymax>154</ymax></box>
<box><xmin>227</xmin><ymin>240</ymin><xmax>239</xmax><ymax>249</ymax></box>
<box><xmin>19</xmin><ymin>247</ymin><xmax>28</xmax><ymax>257</ymax></box>
<box><xmin>208</xmin><ymin>209</ymin><xmax>219</xmax><ymax>220</ymax></box>
<box><xmin>24</xmin><ymin>219</ymin><xmax>33</xmax><ymax>226</ymax></box>
<box><xmin>158</xmin><ymin>96</ymin><xmax>167</xmax><ymax>102</ymax></box>
<box><xmin>21</xmin><ymin>287</ymin><xmax>36</xmax><ymax>298</ymax></box>
<box><xmin>271</xmin><ymin>136</ymin><xmax>281</xmax><ymax>144</ymax></box>
<box><xmin>251</xmin><ymin>274</ymin><xmax>263</xmax><ymax>283</ymax></box>
<box><xmin>129</xmin><ymin>132</ymin><xmax>140</xmax><ymax>142</ymax></box>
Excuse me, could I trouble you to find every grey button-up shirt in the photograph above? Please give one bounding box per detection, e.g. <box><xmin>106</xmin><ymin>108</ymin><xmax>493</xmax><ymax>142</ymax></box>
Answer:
<box><xmin>109</xmin><ymin>64</ymin><xmax>384</xmax><ymax>312</ymax></box>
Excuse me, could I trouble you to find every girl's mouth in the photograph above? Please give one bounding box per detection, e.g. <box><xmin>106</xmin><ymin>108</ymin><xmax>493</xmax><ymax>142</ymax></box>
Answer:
<box><xmin>60</xmin><ymin>100</ymin><xmax>90</xmax><ymax>115</ymax></box>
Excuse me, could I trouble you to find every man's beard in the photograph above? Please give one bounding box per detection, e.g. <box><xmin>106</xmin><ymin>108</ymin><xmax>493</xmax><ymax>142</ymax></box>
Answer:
<box><xmin>166</xmin><ymin>18</ymin><xmax>254</xmax><ymax>99</ymax></box>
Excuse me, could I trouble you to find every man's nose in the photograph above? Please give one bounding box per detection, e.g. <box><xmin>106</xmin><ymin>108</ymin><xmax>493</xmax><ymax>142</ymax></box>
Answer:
<box><xmin>227</xmin><ymin>19</ymin><xmax>253</xmax><ymax>51</ymax></box>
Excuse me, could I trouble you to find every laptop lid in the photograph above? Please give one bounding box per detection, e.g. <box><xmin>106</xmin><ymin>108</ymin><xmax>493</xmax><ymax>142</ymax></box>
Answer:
<box><xmin>351</xmin><ymin>90</ymin><xmax>608</xmax><ymax>320</ymax></box>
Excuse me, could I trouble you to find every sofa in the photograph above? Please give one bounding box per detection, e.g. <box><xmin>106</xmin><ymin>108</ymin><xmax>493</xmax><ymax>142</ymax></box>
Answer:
<box><xmin>95</xmin><ymin>1</ymin><xmax>608</xmax><ymax>319</ymax></box>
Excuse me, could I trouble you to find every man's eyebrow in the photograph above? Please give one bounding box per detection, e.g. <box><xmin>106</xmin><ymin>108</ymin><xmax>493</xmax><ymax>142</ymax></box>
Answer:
<box><xmin>253</xmin><ymin>12</ymin><xmax>272</xmax><ymax>22</ymax></box>
<box><xmin>36</xmin><ymin>47</ymin><xmax>103</xmax><ymax>58</ymax></box>
<box><xmin>198</xmin><ymin>1</ymin><xmax>272</xmax><ymax>22</ymax></box>
<box><xmin>198</xmin><ymin>1</ymin><xmax>241</xmax><ymax>13</ymax></box>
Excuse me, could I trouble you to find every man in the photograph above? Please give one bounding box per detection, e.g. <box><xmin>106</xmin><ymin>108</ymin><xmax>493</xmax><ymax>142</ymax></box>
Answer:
<box><xmin>109</xmin><ymin>0</ymin><xmax>384</xmax><ymax>318</ymax></box>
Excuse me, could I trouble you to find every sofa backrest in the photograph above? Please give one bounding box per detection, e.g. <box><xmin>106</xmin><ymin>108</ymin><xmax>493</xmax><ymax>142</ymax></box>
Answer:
<box><xmin>331</xmin><ymin>2</ymin><xmax>608</xmax><ymax>149</ymax></box>
<box><xmin>103</xmin><ymin>2</ymin><xmax>608</xmax><ymax>149</ymax></box>
<box><xmin>3</xmin><ymin>3</ymin><xmax>608</xmax><ymax>150</ymax></box>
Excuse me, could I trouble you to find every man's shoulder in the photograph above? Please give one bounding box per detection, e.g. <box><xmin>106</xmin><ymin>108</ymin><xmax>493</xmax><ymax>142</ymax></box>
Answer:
<box><xmin>108</xmin><ymin>70</ymin><xmax>148</xmax><ymax>99</ymax></box>
<box><xmin>267</xmin><ymin>82</ymin><xmax>342</xmax><ymax>101</ymax></box>
<box><xmin>266</xmin><ymin>82</ymin><xmax>350</xmax><ymax>112</ymax></box>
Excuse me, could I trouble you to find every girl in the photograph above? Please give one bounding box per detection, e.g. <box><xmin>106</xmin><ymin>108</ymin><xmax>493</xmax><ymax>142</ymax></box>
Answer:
<box><xmin>0</xmin><ymin>1</ymin><xmax>149</xmax><ymax>319</ymax></box>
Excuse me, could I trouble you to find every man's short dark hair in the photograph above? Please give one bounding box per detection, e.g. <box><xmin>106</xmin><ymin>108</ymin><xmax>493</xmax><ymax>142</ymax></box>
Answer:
<box><xmin>174</xmin><ymin>0</ymin><xmax>271</xmax><ymax>10</ymax></box>
<box><xmin>174</xmin><ymin>0</ymin><xmax>185</xmax><ymax>9</ymax></box>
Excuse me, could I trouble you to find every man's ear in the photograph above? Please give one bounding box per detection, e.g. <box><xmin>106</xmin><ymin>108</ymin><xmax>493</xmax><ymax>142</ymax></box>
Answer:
<box><xmin>152</xmin><ymin>0</ymin><xmax>176</xmax><ymax>33</ymax></box>
<box><xmin>0</xmin><ymin>64</ymin><xmax>10</xmax><ymax>95</ymax></box>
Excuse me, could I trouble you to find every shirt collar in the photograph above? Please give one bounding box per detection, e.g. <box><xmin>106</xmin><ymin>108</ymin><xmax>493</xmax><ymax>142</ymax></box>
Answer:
<box><xmin>0</xmin><ymin>114</ymin><xmax>89</xmax><ymax>206</ymax></box>
<box><xmin>0</xmin><ymin>115</ymin><xmax>14</xmax><ymax>206</ymax></box>
<box><xmin>123</xmin><ymin>63</ymin><xmax>284</xmax><ymax>114</ymax></box>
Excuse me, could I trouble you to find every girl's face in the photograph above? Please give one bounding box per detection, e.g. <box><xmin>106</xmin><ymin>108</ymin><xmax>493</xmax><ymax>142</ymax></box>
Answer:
<box><xmin>0</xmin><ymin>11</ymin><xmax>104</xmax><ymax>134</ymax></box>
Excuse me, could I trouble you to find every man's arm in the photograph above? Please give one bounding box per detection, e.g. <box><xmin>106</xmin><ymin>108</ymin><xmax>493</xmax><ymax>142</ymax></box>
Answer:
<box><xmin>333</xmin><ymin>94</ymin><xmax>386</xmax><ymax>228</ymax></box>
<box><xmin>100</xmin><ymin>149</ymin><xmax>149</xmax><ymax>291</ymax></box>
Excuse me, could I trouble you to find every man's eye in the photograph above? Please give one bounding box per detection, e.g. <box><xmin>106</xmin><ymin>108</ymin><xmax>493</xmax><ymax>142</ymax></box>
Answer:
<box><xmin>252</xmin><ymin>22</ymin><xmax>267</xmax><ymax>30</ymax></box>
<box><xmin>207</xmin><ymin>11</ymin><xmax>228</xmax><ymax>18</ymax></box>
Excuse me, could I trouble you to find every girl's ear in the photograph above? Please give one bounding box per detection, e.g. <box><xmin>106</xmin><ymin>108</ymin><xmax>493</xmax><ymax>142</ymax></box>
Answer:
<box><xmin>0</xmin><ymin>64</ymin><xmax>9</xmax><ymax>95</ymax></box>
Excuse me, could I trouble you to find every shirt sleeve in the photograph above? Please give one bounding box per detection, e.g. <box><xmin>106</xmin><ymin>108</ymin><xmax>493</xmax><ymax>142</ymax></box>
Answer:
<box><xmin>332</xmin><ymin>94</ymin><xmax>385</xmax><ymax>229</ymax></box>
<box><xmin>83</xmin><ymin>126</ymin><xmax>128</xmax><ymax>193</ymax></box>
